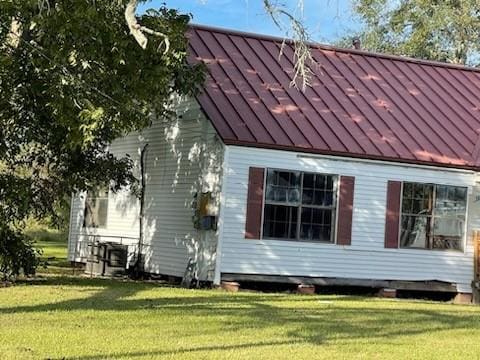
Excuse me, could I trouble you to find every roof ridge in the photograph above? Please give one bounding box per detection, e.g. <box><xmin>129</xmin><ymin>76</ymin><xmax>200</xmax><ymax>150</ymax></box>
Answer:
<box><xmin>189</xmin><ymin>23</ymin><xmax>480</xmax><ymax>74</ymax></box>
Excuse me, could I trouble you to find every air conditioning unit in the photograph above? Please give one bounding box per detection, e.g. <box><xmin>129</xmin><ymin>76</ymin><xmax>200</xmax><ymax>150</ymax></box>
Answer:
<box><xmin>85</xmin><ymin>242</ymin><xmax>129</xmax><ymax>277</ymax></box>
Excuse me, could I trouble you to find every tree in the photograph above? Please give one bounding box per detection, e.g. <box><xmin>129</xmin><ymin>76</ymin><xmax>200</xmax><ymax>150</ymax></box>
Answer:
<box><xmin>349</xmin><ymin>0</ymin><xmax>480</xmax><ymax>65</ymax></box>
<box><xmin>0</xmin><ymin>0</ymin><xmax>204</xmax><ymax>279</ymax></box>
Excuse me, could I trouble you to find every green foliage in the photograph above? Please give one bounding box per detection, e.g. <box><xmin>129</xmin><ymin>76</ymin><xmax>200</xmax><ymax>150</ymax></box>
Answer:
<box><xmin>0</xmin><ymin>225</ymin><xmax>41</xmax><ymax>280</ymax></box>
<box><xmin>0</xmin><ymin>0</ymin><xmax>205</xmax><ymax>278</ymax></box>
<box><xmin>349</xmin><ymin>0</ymin><xmax>480</xmax><ymax>65</ymax></box>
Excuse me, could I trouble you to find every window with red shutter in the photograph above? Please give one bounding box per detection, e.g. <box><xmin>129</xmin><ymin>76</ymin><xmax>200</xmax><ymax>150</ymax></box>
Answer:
<box><xmin>246</xmin><ymin>167</ymin><xmax>355</xmax><ymax>244</ymax></box>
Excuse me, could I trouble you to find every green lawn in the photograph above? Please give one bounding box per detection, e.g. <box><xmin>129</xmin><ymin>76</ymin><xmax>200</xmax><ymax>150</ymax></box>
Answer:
<box><xmin>2</xmin><ymin>229</ymin><xmax>480</xmax><ymax>359</ymax></box>
<box><xmin>26</xmin><ymin>222</ymin><xmax>71</xmax><ymax>274</ymax></box>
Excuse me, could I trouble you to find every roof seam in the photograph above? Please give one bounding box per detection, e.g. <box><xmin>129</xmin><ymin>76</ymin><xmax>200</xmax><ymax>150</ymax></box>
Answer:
<box><xmin>268</xmin><ymin>40</ymin><xmax>354</xmax><ymax>153</ymax></box>
<box><xmin>323</xmin><ymin>51</ymin><xmax>407</xmax><ymax>158</ymax></box>
<box><xmin>348</xmin><ymin>56</ymin><xmax>427</xmax><ymax>160</ymax></box>
<box><xmin>396</xmin><ymin>61</ymin><xmax>473</xmax><ymax>154</ymax></box>
<box><xmin>428</xmin><ymin>66</ymin><xmax>480</xmax><ymax>134</ymax></box>
<box><xmin>241</xmin><ymin>36</ymin><xmax>312</xmax><ymax>147</ymax></box>
<box><xmin>405</xmin><ymin>62</ymin><xmax>476</xmax><ymax>145</ymax></box>
<box><xmin>385</xmin><ymin>59</ymin><xmax>464</xmax><ymax>158</ymax></box>
<box><xmin>252</xmin><ymin>38</ymin><xmax>321</xmax><ymax>148</ymax></box>
<box><xmin>194</xmin><ymin>29</ymin><xmax>259</xmax><ymax>142</ymax></box>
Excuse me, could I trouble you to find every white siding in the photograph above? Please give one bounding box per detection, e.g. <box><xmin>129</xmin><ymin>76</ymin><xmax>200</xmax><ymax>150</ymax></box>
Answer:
<box><xmin>218</xmin><ymin>146</ymin><xmax>480</xmax><ymax>293</ymax></box>
<box><xmin>68</xmin><ymin>131</ymin><xmax>143</xmax><ymax>262</ymax></box>
<box><xmin>68</xmin><ymin>98</ymin><xmax>223</xmax><ymax>280</ymax></box>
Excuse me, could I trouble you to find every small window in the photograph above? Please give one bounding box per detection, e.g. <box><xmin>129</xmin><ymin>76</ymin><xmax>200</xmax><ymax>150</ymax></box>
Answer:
<box><xmin>263</xmin><ymin>169</ymin><xmax>338</xmax><ymax>242</ymax></box>
<box><xmin>400</xmin><ymin>182</ymin><xmax>467</xmax><ymax>251</ymax></box>
<box><xmin>83</xmin><ymin>189</ymin><xmax>109</xmax><ymax>228</ymax></box>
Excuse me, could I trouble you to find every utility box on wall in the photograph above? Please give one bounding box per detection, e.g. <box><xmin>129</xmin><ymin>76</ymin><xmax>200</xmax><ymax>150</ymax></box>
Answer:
<box><xmin>193</xmin><ymin>192</ymin><xmax>218</xmax><ymax>231</ymax></box>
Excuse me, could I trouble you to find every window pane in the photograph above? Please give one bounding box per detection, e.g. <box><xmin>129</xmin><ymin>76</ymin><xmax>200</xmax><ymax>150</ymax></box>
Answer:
<box><xmin>432</xmin><ymin>216</ymin><xmax>464</xmax><ymax>250</ymax></box>
<box><xmin>315</xmin><ymin>175</ymin><xmax>326</xmax><ymax>189</ymax></box>
<box><xmin>265</xmin><ymin>170</ymin><xmax>300</xmax><ymax>205</ymax></box>
<box><xmin>313</xmin><ymin>190</ymin><xmax>325</xmax><ymax>206</ymax></box>
<box><xmin>302</xmin><ymin>173</ymin><xmax>336</xmax><ymax>207</ymax></box>
<box><xmin>263</xmin><ymin>204</ymin><xmax>297</xmax><ymax>239</ymax></box>
<box><xmin>434</xmin><ymin>185</ymin><xmax>467</xmax><ymax>217</ymax></box>
<box><xmin>432</xmin><ymin>185</ymin><xmax>466</xmax><ymax>251</ymax></box>
<box><xmin>403</xmin><ymin>182</ymin><xmax>413</xmax><ymax>198</ymax></box>
<box><xmin>326</xmin><ymin>176</ymin><xmax>334</xmax><ymax>191</ymax></box>
<box><xmin>324</xmin><ymin>191</ymin><xmax>333</xmax><ymax>206</ymax></box>
<box><xmin>402</xmin><ymin>198</ymin><xmax>412</xmax><ymax>213</ymax></box>
<box><xmin>402</xmin><ymin>182</ymin><xmax>433</xmax><ymax>215</ymax></box>
<box><xmin>303</xmin><ymin>173</ymin><xmax>314</xmax><ymax>188</ymax></box>
<box><xmin>400</xmin><ymin>215</ymin><xmax>429</xmax><ymax>248</ymax></box>
<box><xmin>84</xmin><ymin>195</ymin><xmax>108</xmax><ymax>228</ymax></box>
<box><xmin>300</xmin><ymin>207</ymin><xmax>333</xmax><ymax>242</ymax></box>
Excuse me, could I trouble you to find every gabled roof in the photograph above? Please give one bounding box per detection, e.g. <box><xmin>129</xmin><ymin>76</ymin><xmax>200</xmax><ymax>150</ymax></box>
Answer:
<box><xmin>187</xmin><ymin>24</ymin><xmax>480</xmax><ymax>170</ymax></box>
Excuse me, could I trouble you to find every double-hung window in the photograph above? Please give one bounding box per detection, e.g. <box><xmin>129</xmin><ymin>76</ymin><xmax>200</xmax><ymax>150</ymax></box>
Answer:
<box><xmin>83</xmin><ymin>189</ymin><xmax>109</xmax><ymax>228</ymax></box>
<box><xmin>262</xmin><ymin>169</ymin><xmax>338</xmax><ymax>242</ymax></box>
<box><xmin>400</xmin><ymin>182</ymin><xmax>467</xmax><ymax>250</ymax></box>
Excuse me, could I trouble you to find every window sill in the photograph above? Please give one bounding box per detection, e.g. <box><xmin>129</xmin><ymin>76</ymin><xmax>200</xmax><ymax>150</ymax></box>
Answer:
<box><xmin>399</xmin><ymin>246</ymin><xmax>464</xmax><ymax>253</ymax></box>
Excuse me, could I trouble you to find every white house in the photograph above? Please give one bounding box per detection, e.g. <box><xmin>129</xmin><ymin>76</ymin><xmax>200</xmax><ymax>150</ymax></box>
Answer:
<box><xmin>68</xmin><ymin>25</ymin><xmax>480</xmax><ymax>297</ymax></box>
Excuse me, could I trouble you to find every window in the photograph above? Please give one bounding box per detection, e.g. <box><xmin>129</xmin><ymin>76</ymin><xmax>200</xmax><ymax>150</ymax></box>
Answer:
<box><xmin>400</xmin><ymin>182</ymin><xmax>467</xmax><ymax>251</ymax></box>
<box><xmin>83</xmin><ymin>189</ymin><xmax>109</xmax><ymax>228</ymax></box>
<box><xmin>263</xmin><ymin>169</ymin><xmax>338</xmax><ymax>242</ymax></box>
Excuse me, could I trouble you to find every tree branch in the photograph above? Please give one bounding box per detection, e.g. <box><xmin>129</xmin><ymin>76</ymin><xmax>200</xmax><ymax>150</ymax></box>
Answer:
<box><xmin>125</xmin><ymin>0</ymin><xmax>170</xmax><ymax>53</ymax></box>
<box><xmin>263</xmin><ymin>0</ymin><xmax>314</xmax><ymax>91</ymax></box>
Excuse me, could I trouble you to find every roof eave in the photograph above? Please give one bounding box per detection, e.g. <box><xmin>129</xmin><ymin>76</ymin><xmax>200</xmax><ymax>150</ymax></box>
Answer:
<box><xmin>223</xmin><ymin>140</ymin><xmax>480</xmax><ymax>173</ymax></box>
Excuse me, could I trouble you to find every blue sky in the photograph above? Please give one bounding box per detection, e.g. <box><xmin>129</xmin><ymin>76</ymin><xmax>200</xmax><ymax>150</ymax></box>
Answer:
<box><xmin>139</xmin><ymin>0</ymin><xmax>362</xmax><ymax>44</ymax></box>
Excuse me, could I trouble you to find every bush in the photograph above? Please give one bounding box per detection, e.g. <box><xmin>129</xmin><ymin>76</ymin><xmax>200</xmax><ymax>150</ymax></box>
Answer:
<box><xmin>0</xmin><ymin>225</ymin><xmax>41</xmax><ymax>281</ymax></box>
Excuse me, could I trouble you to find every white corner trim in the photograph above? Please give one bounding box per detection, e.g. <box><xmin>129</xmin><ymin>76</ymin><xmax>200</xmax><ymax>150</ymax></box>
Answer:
<box><xmin>213</xmin><ymin>146</ymin><xmax>230</xmax><ymax>285</ymax></box>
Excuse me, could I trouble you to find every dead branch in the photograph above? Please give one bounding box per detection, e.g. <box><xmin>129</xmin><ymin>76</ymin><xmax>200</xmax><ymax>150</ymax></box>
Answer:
<box><xmin>125</xmin><ymin>0</ymin><xmax>170</xmax><ymax>53</ymax></box>
<box><xmin>263</xmin><ymin>0</ymin><xmax>313</xmax><ymax>91</ymax></box>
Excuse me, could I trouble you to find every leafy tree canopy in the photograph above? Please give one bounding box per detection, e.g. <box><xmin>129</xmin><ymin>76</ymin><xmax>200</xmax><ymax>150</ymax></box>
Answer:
<box><xmin>0</xmin><ymin>0</ymin><xmax>204</xmax><ymax>278</ymax></box>
<box><xmin>348</xmin><ymin>0</ymin><xmax>480</xmax><ymax>65</ymax></box>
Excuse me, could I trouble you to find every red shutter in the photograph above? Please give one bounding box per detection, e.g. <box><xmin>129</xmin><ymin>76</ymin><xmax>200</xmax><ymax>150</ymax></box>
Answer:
<box><xmin>337</xmin><ymin>176</ymin><xmax>355</xmax><ymax>246</ymax></box>
<box><xmin>245</xmin><ymin>167</ymin><xmax>265</xmax><ymax>239</ymax></box>
<box><xmin>385</xmin><ymin>181</ymin><xmax>401</xmax><ymax>248</ymax></box>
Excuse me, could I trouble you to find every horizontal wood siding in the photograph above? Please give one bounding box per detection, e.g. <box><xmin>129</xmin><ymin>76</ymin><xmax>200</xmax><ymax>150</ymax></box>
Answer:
<box><xmin>68</xmin><ymin>98</ymin><xmax>223</xmax><ymax>280</ymax></box>
<box><xmin>218</xmin><ymin>146</ymin><xmax>478</xmax><ymax>293</ymax></box>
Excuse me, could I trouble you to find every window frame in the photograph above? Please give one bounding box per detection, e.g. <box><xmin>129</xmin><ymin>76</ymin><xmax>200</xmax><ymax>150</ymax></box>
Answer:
<box><xmin>83</xmin><ymin>188</ymin><xmax>109</xmax><ymax>229</ymax></box>
<box><xmin>260</xmin><ymin>168</ymin><xmax>339</xmax><ymax>243</ymax></box>
<box><xmin>398</xmin><ymin>181</ymin><xmax>468</xmax><ymax>252</ymax></box>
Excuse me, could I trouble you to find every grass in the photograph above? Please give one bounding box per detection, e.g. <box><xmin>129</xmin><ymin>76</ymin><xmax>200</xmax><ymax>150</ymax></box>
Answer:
<box><xmin>26</xmin><ymin>221</ymin><xmax>71</xmax><ymax>274</ymax></box>
<box><xmin>2</xmin><ymin>227</ymin><xmax>480</xmax><ymax>359</ymax></box>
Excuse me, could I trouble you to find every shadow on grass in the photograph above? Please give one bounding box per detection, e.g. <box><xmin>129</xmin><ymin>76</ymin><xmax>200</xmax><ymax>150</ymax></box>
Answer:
<box><xmin>4</xmin><ymin>276</ymin><xmax>480</xmax><ymax>360</ymax></box>
<box><xmin>53</xmin><ymin>341</ymin><xmax>300</xmax><ymax>360</ymax></box>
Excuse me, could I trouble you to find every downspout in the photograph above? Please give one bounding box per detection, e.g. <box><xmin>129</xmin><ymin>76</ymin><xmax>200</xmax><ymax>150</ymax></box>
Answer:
<box><xmin>134</xmin><ymin>143</ymin><xmax>149</xmax><ymax>276</ymax></box>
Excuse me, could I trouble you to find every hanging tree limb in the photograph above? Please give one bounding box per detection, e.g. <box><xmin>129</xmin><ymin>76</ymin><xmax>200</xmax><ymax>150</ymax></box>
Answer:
<box><xmin>263</xmin><ymin>0</ymin><xmax>314</xmax><ymax>91</ymax></box>
<box><xmin>125</xmin><ymin>0</ymin><xmax>170</xmax><ymax>53</ymax></box>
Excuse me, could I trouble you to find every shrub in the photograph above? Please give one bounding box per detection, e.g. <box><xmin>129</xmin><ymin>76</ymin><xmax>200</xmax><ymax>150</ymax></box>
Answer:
<box><xmin>0</xmin><ymin>225</ymin><xmax>41</xmax><ymax>281</ymax></box>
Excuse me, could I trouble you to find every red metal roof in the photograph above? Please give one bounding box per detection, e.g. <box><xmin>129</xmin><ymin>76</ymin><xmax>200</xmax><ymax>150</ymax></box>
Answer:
<box><xmin>187</xmin><ymin>24</ymin><xmax>480</xmax><ymax>170</ymax></box>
